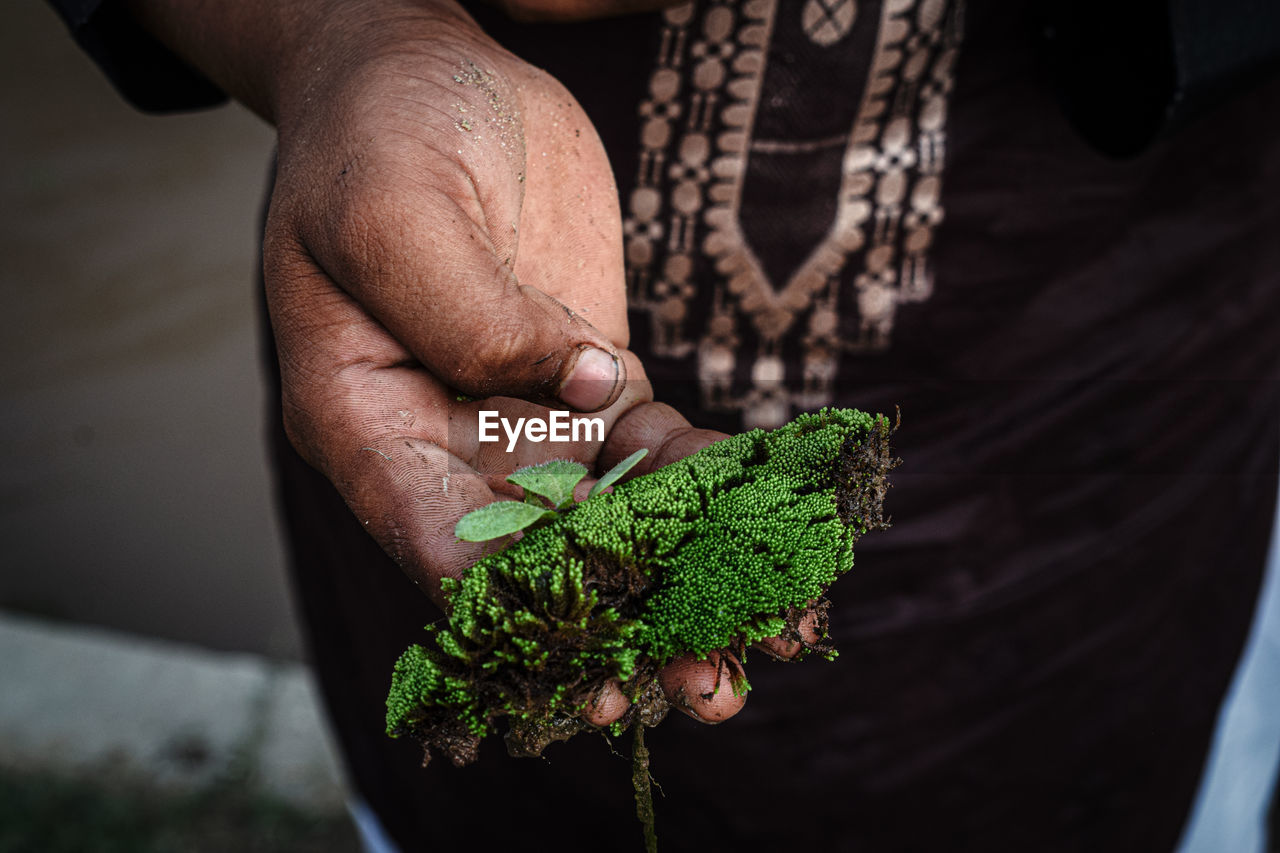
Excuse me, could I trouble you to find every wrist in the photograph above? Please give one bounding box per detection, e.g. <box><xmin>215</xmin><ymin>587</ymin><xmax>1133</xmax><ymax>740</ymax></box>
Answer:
<box><xmin>123</xmin><ymin>0</ymin><xmax>481</xmax><ymax>124</ymax></box>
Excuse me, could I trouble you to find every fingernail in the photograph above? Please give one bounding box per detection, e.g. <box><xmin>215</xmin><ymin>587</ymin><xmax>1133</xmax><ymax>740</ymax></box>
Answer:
<box><xmin>558</xmin><ymin>346</ymin><xmax>619</xmax><ymax>411</ymax></box>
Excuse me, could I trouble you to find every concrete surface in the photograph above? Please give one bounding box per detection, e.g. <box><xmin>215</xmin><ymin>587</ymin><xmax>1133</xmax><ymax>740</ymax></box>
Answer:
<box><xmin>258</xmin><ymin>664</ymin><xmax>353</xmax><ymax>811</ymax></box>
<box><xmin>0</xmin><ymin>608</ymin><xmax>347</xmax><ymax>814</ymax></box>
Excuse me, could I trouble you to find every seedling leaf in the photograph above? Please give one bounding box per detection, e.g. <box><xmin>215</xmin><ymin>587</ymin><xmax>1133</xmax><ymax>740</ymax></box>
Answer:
<box><xmin>589</xmin><ymin>449</ymin><xmax>648</xmax><ymax>498</ymax></box>
<box><xmin>455</xmin><ymin>501</ymin><xmax>557</xmax><ymax>542</ymax></box>
<box><xmin>507</xmin><ymin>459</ymin><xmax>589</xmax><ymax>509</ymax></box>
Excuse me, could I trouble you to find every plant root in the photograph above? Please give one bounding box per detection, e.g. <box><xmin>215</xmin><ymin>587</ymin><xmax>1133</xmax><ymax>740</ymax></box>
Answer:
<box><xmin>633</xmin><ymin>723</ymin><xmax>658</xmax><ymax>853</ymax></box>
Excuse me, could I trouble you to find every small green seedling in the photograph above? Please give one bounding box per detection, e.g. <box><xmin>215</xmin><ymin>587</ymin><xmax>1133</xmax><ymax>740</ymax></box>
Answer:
<box><xmin>455</xmin><ymin>450</ymin><xmax>649</xmax><ymax>542</ymax></box>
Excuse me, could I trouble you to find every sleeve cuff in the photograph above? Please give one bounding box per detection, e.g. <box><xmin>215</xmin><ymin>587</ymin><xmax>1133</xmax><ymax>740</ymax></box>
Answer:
<box><xmin>49</xmin><ymin>0</ymin><xmax>228</xmax><ymax>113</ymax></box>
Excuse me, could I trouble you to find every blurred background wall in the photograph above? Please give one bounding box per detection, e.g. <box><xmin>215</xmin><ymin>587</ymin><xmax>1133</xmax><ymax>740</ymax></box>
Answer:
<box><xmin>1</xmin><ymin>3</ymin><xmax>298</xmax><ymax>660</ymax></box>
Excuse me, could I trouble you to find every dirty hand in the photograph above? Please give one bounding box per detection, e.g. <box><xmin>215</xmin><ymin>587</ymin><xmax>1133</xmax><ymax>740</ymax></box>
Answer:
<box><xmin>128</xmin><ymin>0</ymin><xmax>799</xmax><ymax>726</ymax></box>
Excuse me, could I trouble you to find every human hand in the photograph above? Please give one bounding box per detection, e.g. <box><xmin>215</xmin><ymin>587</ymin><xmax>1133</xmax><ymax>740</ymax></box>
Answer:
<box><xmin>127</xmin><ymin>0</ymin><xmax>810</xmax><ymax>726</ymax></box>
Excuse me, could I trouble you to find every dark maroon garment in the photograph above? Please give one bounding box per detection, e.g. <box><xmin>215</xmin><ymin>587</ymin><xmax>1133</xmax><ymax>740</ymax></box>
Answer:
<box><xmin>265</xmin><ymin>2</ymin><xmax>1280</xmax><ymax>851</ymax></box>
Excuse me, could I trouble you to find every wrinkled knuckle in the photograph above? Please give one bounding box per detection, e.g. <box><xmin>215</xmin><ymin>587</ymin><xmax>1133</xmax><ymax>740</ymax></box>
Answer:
<box><xmin>325</xmin><ymin>179</ymin><xmax>389</xmax><ymax>269</ymax></box>
<box><xmin>375</xmin><ymin>513</ymin><xmax>415</xmax><ymax>570</ymax></box>
<box><xmin>279</xmin><ymin>389</ymin><xmax>325</xmax><ymax>468</ymax></box>
<box><xmin>277</xmin><ymin>367</ymin><xmax>352</xmax><ymax>474</ymax></box>
<box><xmin>261</xmin><ymin>210</ymin><xmax>295</xmax><ymax>271</ymax></box>
<box><xmin>261</xmin><ymin>208</ymin><xmax>310</xmax><ymax>290</ymax></box>
<box><xmin>465</xmin><ymin>324</ymin><xmax>539</xmax><ymax>382</ymax></box>
<box><xmin>328</xmin><ymin>158</ymin><xmax>484</xmax><ymax>283</ymax></box>
<box><xmin>416</xmin><ymin>155</ymin><xmax>486</xmax><ymax>208</ymax></box>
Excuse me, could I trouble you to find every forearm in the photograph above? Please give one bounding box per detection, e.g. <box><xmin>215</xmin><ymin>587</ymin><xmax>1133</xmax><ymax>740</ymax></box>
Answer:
<box><xmin>123</xmin><ymin>0</ymin><xmax>478</xmax><ymax>123</ymax></box>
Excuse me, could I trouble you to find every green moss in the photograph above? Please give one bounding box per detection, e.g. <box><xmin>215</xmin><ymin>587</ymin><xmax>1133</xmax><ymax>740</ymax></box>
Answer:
<box><xmin>386</xmin><ymin>408</ymin><xmax>897</xmax><ymax>766</ymax></box>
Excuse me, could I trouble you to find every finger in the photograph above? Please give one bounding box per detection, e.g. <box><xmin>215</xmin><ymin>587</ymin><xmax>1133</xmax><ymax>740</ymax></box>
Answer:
<box><xmin>598</xmin><ymin>400</ymin><xmax>731</xmax><ymax>477</ymax></box>
<box><xmin>581</xmin><ymin>679</ymin><xmax>630</xmax><ymax>726</ymax></box>
<box><xmin>658</xmin><ymin>651</ymin><xmax>747</xmax><ymax>724</ymax></box>
<box><xmin>447</xmin><ymin>349</ymin><xmax>666</xmax><ymax>479</ymax></box>
<box><xmin>753</xmin><ymin>607</ymin><xmax>824</xmax><ymax>660</ymax></box>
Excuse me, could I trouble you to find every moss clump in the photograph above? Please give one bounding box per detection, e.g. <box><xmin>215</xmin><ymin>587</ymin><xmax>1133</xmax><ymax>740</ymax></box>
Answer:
<box><xmin>386</xmin><ymin>408</ymin><xmax>898</xmax><ymax>766</ymax></box>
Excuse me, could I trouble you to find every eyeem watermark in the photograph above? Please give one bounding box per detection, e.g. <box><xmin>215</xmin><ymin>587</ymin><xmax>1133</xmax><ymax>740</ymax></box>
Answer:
<box><xmin>478</xmin><ymin>410</ymin><xmax>605</xmax><ymax>452</ymax></box>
